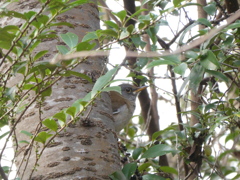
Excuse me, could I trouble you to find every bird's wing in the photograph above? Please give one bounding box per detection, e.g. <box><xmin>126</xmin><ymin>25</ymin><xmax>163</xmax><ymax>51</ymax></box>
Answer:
<box><xmin>109</xmin><ymin>91</ymin><xmax>130</xmax><ymax>111</ymax></box>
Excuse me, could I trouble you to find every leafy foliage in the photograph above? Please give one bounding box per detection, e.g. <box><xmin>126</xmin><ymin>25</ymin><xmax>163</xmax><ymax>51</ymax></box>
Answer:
<box><xmin>0</xmin><ymin>0</ymin><xmax>240</xmax><ymax>179</ymax></box>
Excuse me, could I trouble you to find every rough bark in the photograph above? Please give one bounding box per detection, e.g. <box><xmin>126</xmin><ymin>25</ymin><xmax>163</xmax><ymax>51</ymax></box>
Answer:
<box><xmin>2</xmin><ymin>1</ymin><xmax>120</xmax><ymax>179</ymax></box>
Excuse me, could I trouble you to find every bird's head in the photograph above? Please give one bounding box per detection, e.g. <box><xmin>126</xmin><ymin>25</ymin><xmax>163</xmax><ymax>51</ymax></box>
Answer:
<box><xmin>119</xmin><ymin>84</ymin><xmax>148</xmax><ymax>102</ymax></box>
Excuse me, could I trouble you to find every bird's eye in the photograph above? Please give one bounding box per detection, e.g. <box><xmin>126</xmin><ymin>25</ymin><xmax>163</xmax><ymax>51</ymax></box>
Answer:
<box><xmin>125</xmin><ymin>87</ymin><xmax>132</xmax><ymax>93</ymax></box>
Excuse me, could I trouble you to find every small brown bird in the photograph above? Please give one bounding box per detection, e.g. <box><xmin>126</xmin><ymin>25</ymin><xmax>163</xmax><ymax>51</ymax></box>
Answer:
<box><xmin>109</xmin><ymin>84</ymin><xmax>148</xmax><ymax>132</ymax></box>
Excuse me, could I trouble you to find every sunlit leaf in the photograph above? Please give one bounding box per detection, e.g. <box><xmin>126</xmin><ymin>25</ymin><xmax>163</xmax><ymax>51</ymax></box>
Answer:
<box><xmin>112</xmin><ymin>10</ymin><xmax>127</xmax><ymax>23</ymax></box>
<box><xmin>60</xmin><ymin>32</ymin><xmax>78</xmax><ymax>49</ymax></box>
<box><xmin>173</xmin><ymin>0</ymin><xmax>184</xmax><ymax>7</ymax></box>
<box><xmin>76</xmin><ymin>42</ymin><xmax>96</xmax><ymax>51</ymax></box>
<box><xmin>160</xmin><ymin>166</ymin><xmax>178</xmax><ymax>175</ymax></box>
<box><xmin>53</xmin><ymin>111</ymin><xmax>67</xmax><ymax>123</ymax></box>
<box><xmin>66</xmin><ymin>107</ymin><xmax>76</xmax><ymax>118</ymax></box>
<box><xmin>34</xmin><ymin>132</ymin><xmax>53</xmax><ymax>144</ymax></box>
<box><xmin>82</xmin><ymin>32</ymin><xmax>98</xmax><ymax>42</ymax></box>
<box><xmin>91</xmin><ymin>67</ymin><xmax>118</xmax><ymax>98</ymax></box>
<box><xmin>42</xmin><ymin>118</ymin><xmax>58</xmax><ymax>132</ymax></box>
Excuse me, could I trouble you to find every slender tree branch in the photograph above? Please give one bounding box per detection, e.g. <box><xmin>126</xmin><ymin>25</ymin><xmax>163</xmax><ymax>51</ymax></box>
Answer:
<box><xmin>169</xmin><ymin>66</ymin><xmax>184</xmax><ymax>131</ymax></box>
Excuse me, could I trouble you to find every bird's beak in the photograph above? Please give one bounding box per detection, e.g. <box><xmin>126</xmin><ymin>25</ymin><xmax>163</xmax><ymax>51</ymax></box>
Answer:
<box><xmin>133</xmin><ymin>86</ymin><xmax>148</xmax><ymax>94</ymax></box>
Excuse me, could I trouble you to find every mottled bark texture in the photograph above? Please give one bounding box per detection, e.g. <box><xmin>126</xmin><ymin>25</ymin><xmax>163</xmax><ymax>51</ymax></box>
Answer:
<box><xmin>2</xmin><ymin>1</ymin><xmax>120</xmax><ymax>179</ymax></box>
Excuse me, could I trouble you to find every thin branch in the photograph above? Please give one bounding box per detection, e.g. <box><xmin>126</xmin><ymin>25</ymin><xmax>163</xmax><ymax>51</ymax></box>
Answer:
<box><xmin>169</xmin><ymin>66</ymin><xmax>184</xmax><ymax>131</ymax></box>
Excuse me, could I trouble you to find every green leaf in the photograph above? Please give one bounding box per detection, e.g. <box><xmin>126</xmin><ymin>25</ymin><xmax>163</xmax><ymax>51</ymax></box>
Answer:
<box><xmin>63</xmin><ymin>70</ymin><xmax>92</xmax><ymax>82</ymax></box>
<box><xmin>197</xmin><ymin>18</ymin><xmax>212</xmax><ymax>27</ymax></box>
<box><xmin>5</xmin><ymin>86</ymin><xmax>17</xmax><ymax>101</ymax></box>
<box><xmin>2</xmin><ymin>166</ymin><xmax>10</xmax><ymax>173</ymax></box>
<box><xmin>146</xmin><ymin>27</ymin><xmax>158</xmax><ymax>44</ymax></box>
<box><xmin>112</xmin><ymin>10</ymin><xmax>127</xmax><ymax>23</ymax></box>
<box><xmin>185</xmin><ymin>51</ymin><xmax>198</xmax><ymax>59</ymax></box>
<box><xmin>205</xmin><ymin>69</ymin><xmax>228</xmax><ymax>83</ymax></box>
<box><xmin>62</xmin><ymin>0</ymin><xmax>89</xmax><ymax>12</ymax></box>
<box><xmin>173</xmin><ymin>0</ymin><xmax>184</xmax><ymax>7</ymax></box>
<box><xmin>53</xmin><ymin>111</ymin><xmax>67</xmax><ymax>123</ymax></box>
<box><xmin>189</xmin><ymin>64</ymin><xmax>204</xmax><ymax>94</ymax></box>
<box><xmin>34</xmin><ymin>50</ymin><xmax>48</xmax><ymax>61</ymax></box>
<box><xmin>234</xmin><ymin>112</ymin><xmax>240</xmax><ymax>117</ymax></box>
<box><xmin>82</xmin><ymin>31</ymin><xmax>98</xmax><ymax>42</ymax></box>
<box><xmin>19</xmin><ymin>140</ymin><xmax>30</xmax><ymax>144</ymax></box>
<box><xmin>20</xmin><ymin>130</ymin><xmax>33</xmax><ymax>137</ymax></box>
<box><xmin>200</xmin><ymin>50</ymin><xmax>220</xmax><ymax>70</ymax></box>
<box><xmin>41</xmin><ymin>87</ymin><xmax>52</xmax><ymax>98</ymax></box>
<box><xmin>99</xmin><ymin>29</ymin><xmax>118</xmax><ymax>38</ymax></box>
<box><xmin>24</xmin><ymin>11</ymin><xmax>37</xmax><ymax>20</ymax></box>
<box><xmin>203</xmin><ymin>3</ymin><xmax>216</xmax><ymax>15</ymax></box>
<box><xmin>159</xmin><ymin>166</ymin><xmax>178</xmax><ymax>175</ymax></box>
<box><xmin>142</xmin><ymin>144</ymin><xmax>179</xmax><ymax>158</ymax></box>
<box><xmin>119</xmin><ymin>28</ymin><xmax>130</xmax><ymax>39</ymax></box>
<box><xmin>49</xmin><ymin>22</ymin><xmax>74</xmax><ymax>28</ymax></box>
<box><xmin>225</xmin><ymin>132</ymin><xmax>237</xmax><ymax>143</ymax></box>
<box><xmin>125</xmin><ymin>9</ymin><xmax>148</xmax><ymax>25</ymax></box>
<box><xmin>34</xmin><ymin>131</ymin><xmax>53</xmax><ymax>144</ymax></box>
<box><xmin>147</xmin><ymin>55</ymin><xmax>180</xmax><ymax>68</ymax></box>
<box><xmin>143</xmin><ymin>174</ymin><xmax>166</xmax><ymax>180</ymax></box>
<box><xmin>138</xmin><ymin>162</ymin><xmax>152</xmax><ymax>172</ymax></box>
<box><xmin>122</xmin><ymin>162</ymin><xmax>137</xmax><ymax>179</ymax></box>
<box><xmin>76</xmin><ymin>42</ymin><xmax>96</xmax><ymax>51</ymax></box>
<box><xmin>174</xmin><ymin>63</ymin><xmax>188</xmax><ymax>76</ymax></box>
<box><xmin>60</xmin><ymin>32</ymin><xmax>78</xmax><ymax>49</ymax></box>
<box><xmin>0</xmin><ymin>10</ymin><xmax>26</xmax><ymax>20</ymax></box>
<box><xmin>101</xmin><ymin>86</ymin><xmax>121</xmax><ymax>94</ymax></box>
<box><xmin>110</xmin><ymin>170</ymin><xmax>127</xmax><ymax>180</ymax></box>
<box><xmin>91</xmin><ymin>67</ymin><xmax>118</xmax><ymax>98</ymax></box>
<box><xmin>132</xmin><ymin>147</ymin><xmax>144</xmax><ymax>160</ymax></box>
<box><xmin>72</xmin><ymin>92</ymin><xmax>91</xmax><ymax>113</ymax></box>
<box><xmin>32</xmin><ymin>15</ymin><xmax>49</xmax><ymax>28</ymax></box>
<box><xmin>66</xmin><ymin>107</ymin><xmax>76</xmax><ymax>118</ymax></box>
<box><xmin>204</xmin><ymin>103</ymin><xmax>216</xmax><ymax>112</ymax></box>
<box><xmin>0</xmin><ymin>131</ymin><xmax>9</xmax><ymax>140</ymax></box>
<box><xmin>104</xmin><ymin>20</ymin><xmax>119</xmax><ymax>30</ymax></box>
<box><xmin>131</xmin><ymin>35</ymin><xmax>147</xmax><ymax>49</ymax></box>
<box><xmin>57</xmin><ymin>45</ymin><xmax>69</xmax><ymax>54</ymax></box>
<box><xmin>42</xmin><ymin>118</ymin><xmax>58</xmax><ymax>132</ymax></box>
<box><xmin>224</xmin><ymin>22</ymin><xmax>240</xmax><ymax>31</ymax></box>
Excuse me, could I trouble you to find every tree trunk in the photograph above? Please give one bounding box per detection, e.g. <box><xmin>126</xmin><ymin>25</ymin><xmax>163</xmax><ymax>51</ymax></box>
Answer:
<box><xmin>2</xmin><ymin>1</ymin><xmax>120</xmax><ymax>179</ymax></box>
